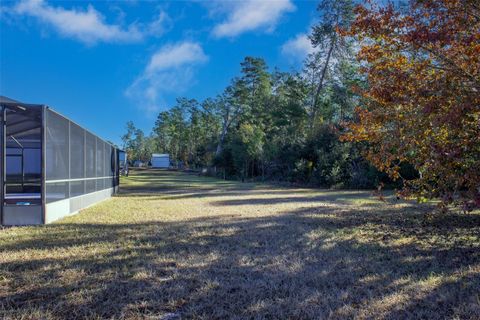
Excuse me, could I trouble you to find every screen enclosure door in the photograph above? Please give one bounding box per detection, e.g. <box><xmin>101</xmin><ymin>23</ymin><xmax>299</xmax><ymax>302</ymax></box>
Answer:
<box><xmin>2</xmin><ymin>105</ymin><xmax>42</xmax><ymax>225</ymax></box>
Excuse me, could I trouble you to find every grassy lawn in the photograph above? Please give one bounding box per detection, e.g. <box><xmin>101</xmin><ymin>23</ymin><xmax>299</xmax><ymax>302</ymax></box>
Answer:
<box><xmin>1</xmin><ymin>169</ymin><xmax>479</xmax><ymax>319</ymax></box>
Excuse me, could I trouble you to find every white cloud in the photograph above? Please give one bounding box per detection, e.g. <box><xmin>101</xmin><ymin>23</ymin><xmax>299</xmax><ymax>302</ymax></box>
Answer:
<box><xmin>146</xmin><ymin>42</ymin><xmax>208</xmax><ymax>73</ymax></box>
<box><xmin>212</xmin><ymin>0</ymin><xmax>295</xmax><ymax>38</ymax></box>
<box><xmin>11</xmin><ymin>0</ymin><xmax>171</xmax><ymax>44</ymax></box>
<box><xmin>281</xmin><ymin>33</ymin><xmax>315</xmax><ymax>62</ymax></box>
<box><xmin>126</xmin><ymin>41</ymin><xmax>208</xmax><ymax>114</ymax></box>
<box><xmin>148</xmin><ymin>10</ymin><xmax>172</xmax><ymax>37</ymax></box>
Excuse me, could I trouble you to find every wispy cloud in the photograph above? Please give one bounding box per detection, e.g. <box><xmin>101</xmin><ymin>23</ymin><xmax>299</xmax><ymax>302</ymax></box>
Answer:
<box><xmin>148</xmin><ymin>10</ymin><xmax>173</xmax><ymax>37</ymax></box>
<box><xmin>10</xmin><ymin>0</ymin><xmax>171</xmax><ymax>45</ymax></box>
<box><xmin>146</xmin><ymin>41</ymin><xmax>208</xmax><ymax>73</ymax></box>
<box><xmin>126</xmin><ymin>41</ymin><xmax>208</xmax><ymax>114</ymax></box>
<box><xmin>281</xmin><ymin>33</ymin><xmax>315</xmax><ymax>62</ymax></box>
<box><xmin>211</xmin><ymin>0</ymin><xmax>295</xmax><ymax>38</ymax></box>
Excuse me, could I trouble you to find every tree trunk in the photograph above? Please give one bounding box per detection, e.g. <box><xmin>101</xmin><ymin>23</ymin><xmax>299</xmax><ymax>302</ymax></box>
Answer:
<box><xmin>215</xmin><ymin>124</ymin><xmax>228</xmax><ymax>156</ymax></box>
<box><xmin>216</xmin><ymin>108</ymin><xmax>231</xmax><ymax>157</ymax></box>
<box><xmin>262</xmin><ymin>160</ymin><xmax>265</xmax><ymax>181</ymax></box>
<box><xmin>251</xmin><ymin>159</ymin><xmax>254</xmax><ymax>180</ymax></box>
<box><xmin>310</xmin><ymin>38</ymin><xmax>335</xmax><ymax>131</ymax></box>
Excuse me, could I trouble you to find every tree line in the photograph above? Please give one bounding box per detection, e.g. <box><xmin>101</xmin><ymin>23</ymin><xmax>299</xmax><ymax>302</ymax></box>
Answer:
<box><xmin>122</xmin><ymin>0</ymin><xmax>479</xmax><ymax>210</ymax></box>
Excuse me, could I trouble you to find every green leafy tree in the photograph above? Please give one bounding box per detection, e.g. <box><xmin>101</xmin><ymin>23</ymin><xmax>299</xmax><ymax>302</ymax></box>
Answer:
<box><xmin>305</xmin><ymin>0</ymin><xmax>356</xmax><ymax>130</ymax></box>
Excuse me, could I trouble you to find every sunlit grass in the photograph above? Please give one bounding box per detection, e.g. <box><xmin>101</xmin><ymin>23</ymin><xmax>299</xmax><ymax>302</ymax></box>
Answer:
<box><xmin>1</xmin><ymin>169</ymin><xmax>479</xmax><ymax>319</ymax></box>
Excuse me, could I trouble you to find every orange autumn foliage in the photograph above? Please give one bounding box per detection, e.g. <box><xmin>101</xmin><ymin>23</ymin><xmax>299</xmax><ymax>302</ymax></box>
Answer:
<box><xmin>343</xmin><ymin>0</ymin><xmax>480</xmax><ymax>210</ymax></box>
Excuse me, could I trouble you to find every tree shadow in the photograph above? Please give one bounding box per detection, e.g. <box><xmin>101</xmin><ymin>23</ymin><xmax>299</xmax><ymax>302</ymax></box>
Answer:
<box><xmin>1</xmin><ymin>204</ymin><xmax>479</xmax><ymax>319</ymax></box>
<box><xmin>2</xmin><ymin>170</ymin><xmax>479</xmax><ymax>318</ymax></box>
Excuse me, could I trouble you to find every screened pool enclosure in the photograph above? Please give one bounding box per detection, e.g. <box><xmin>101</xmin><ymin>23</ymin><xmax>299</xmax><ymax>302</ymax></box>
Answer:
<box><xmin>1</xmin><ymin>96</ymin><xmax>120</xmax><ymax>225</ymax></box>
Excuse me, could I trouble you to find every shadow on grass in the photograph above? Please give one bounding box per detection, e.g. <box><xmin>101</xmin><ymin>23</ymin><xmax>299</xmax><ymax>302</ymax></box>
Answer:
<box><xmin>1</xmin><ymin>203</ymin><xmax>479</xmax><ymax>319</ymax></box>
<box><xmin>119</xmin><ymin>172</ymin><xmax>379</xmax><ymax>205</ymax></box>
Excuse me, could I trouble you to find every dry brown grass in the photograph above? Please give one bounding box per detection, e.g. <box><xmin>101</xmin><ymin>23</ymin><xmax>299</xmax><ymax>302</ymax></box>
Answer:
<box><xmin>1</xmin><ymin>169</ymin><xmax>479</xmax><ymax>319</ymax></box>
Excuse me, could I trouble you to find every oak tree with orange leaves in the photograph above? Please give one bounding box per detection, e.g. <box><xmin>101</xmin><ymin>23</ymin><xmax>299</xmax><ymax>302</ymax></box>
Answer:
<box><xmin>343</xmin><ymin>0</ymin><xmax>480</xmax><ymax>210</ymax></box>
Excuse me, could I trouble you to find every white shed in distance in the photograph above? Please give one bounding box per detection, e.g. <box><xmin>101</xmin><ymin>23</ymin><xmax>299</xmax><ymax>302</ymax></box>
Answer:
<box><xmin>151</xmin><ymin>154</ymin><xmax>170</xmax><ymax>168</ymax></box>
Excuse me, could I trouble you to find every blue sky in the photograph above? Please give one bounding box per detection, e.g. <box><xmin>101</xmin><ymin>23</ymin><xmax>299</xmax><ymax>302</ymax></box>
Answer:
<box><xmin>0</xmin><ymin>0</ymin><xmax>319</xmax><ymax>145</ymax></box>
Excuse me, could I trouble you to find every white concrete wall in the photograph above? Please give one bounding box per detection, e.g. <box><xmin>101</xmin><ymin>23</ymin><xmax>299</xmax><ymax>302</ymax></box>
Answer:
<box><xmin>45</xmin><ymin>187</ymin><xmax>115</xmax><ymax>223</ymax></box>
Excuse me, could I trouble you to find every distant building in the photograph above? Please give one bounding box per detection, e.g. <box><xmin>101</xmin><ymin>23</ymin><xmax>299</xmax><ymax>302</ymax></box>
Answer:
<box><xmin>151</xmin><ymin>154</ymin><xmax>170</xmax><ymax>168</ymax></box>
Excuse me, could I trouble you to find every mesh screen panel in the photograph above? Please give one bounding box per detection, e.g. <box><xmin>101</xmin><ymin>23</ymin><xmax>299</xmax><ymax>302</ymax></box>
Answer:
<box><xmin>5</xmin><ymin>108</ymin><xmax>42</xmax><ymax>196</ymax></box>
<box><xmin>46</xmin><ymin>182</ymin><xmax>68</xmax><ymax>203</ymax></box>
<box><xmin>24</xmin><ymin>149</ymin><xmax>41</xmax><ymax>174</ymax></box>
<box><xmin>70</xmin><ymin>123</ymin><xmax>85</xmax><ymax>179</ymax></box>
<box><xmin>114</xmin><ymin>149</ymin><xmax>119</xmax><ymax>186</ymax></box>
<box><xmin>70</xmin><ymin>181</ymin><xmax>85</xmax><ymax>197</ymax></box>
<box><xmin>96</xmin><ymin>137</ymin><xmax>104</xmax><ymax>178</ymax></box>
<box><xmin>86</xmin><ymin>180</ymin><xmax>96</xmax><ymax>193</ymax></box>
<box><xmin>5</xmin><ymin>156</ymin><xmax>21</xmax><ymax>175</ymax></box>
<box><xmin>96</xmin><ymin>178</ymin><xmax>104</xmax><ymax>191</ymax></box>
<box><xmin>107</xmin><ymin>144</ymin><xmax>115</xmax><ymax>177</ymax></box>
<box><xmin>44</xmin><ymin>108</ymin><xmax>119</xmax><ymax>204</ymax></box>
<box><xmin>85</xmin><ymin>132</ymin><xmax>96</xmax><ymax>178</ymax></box>
<box><xmin>103</xmin><ymin>142</ymin><xmax>109</xmax><ymax>177</ymax></box>
<box><xmin>45</xmin><ymin>110</ymin><xmax>69</xmax><ymax>181</ymax></box>
<box><xmin>104</xmin><ymin>178</ymin><xmax>112</xmax><ymax>189</ymax></box>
